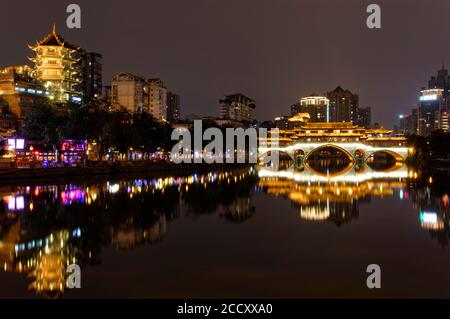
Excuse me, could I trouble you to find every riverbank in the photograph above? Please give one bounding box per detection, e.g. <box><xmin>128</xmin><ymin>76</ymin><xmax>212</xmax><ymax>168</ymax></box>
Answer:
<box><xmin>0</xmin><ymin>160</ymin><xmax>251</xmax><ymax>182</ymax></box>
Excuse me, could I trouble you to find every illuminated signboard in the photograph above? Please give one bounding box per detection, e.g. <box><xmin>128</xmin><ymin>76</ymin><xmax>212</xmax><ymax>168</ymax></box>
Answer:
<box><xmin>7</xmin><ymin>138</ymin><xmax>25</xmax><ymax>150</ymax></box>
<box><xmin>419</xmin><ymin>94</ymin><xmax>438</xmax><ymax>102</ymax></box>
<box><xmin>420</xmin><ymin>211</ymin><xmax>438</xmax><ymax>224</ymax></box>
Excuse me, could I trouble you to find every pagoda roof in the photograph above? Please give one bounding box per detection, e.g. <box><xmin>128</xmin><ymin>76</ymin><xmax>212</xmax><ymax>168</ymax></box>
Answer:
<box><xmin>28</xmin><ymin>24</ymin><xmax>79</xmax><ymax>50</ymax></box>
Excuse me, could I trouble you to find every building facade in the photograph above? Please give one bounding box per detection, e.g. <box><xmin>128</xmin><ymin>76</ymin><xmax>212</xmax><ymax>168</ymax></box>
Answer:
<box><xmin>167</xmin><ymin>91</ymin><xmax>180</xmax><ymax>122</ymax></box>
<box><xmin>428</xmin><ymin>65</ymin><xmax>450</xmax><ymax>97</ymax></box>
<box><xmin>326</xmin><ymin>86</ymin><xmax>359</xmax><ymax>123</ymax></box>
<box><xmin>28</xmin><ymin>25</ymin><xmax>82</xmax><ymax>104</ymax></box>
<box><xmin>299</xmin><ymin>94</ymin><xmax>330</xmax><ymax>122</ymax></box>
<box><xmin>0</xmin><ymin>65</ymin><xmax>48</xmax><ymax>118</ymax></box>
<box><xmin>355</xmin><ymin>106</ymin><xmax>371</xmax><ymax>128</ymax></box>
<box><xmin>414</xmin><ymin>66</ymin><xmax>450</xmax><ymax>135</ymax></box>
<box><xmin>290</xmin><ymin>102</ymin><xmax>301</xmax><ymax>116</ymax></box>
<box><xmin>80</xmin><ymin>51</ymin><xmax>102</xmax><ymax>104</ymax></box>
<box><xmin>111</xmin><ymin>72</ymin><xmax>149</xmax><ymax>113</ymax></box>
<box><xmin>219</xmin><ymin>93</ymin><xmax>256</xmax><ymax>123</ymax></box>
<box><xmin>418</xmin><ymin>88</ymin><xmax>445</xmax><ymax>136</ymax></box>
<box><xmin>148</xmin><ymin>79</ymin><xmax>167</xmax><ymax>121</ymax></box>
<box><xmin>398</xmin><ymin>110</ymin><xmax>418</xmax><ymax>135</ymax></box>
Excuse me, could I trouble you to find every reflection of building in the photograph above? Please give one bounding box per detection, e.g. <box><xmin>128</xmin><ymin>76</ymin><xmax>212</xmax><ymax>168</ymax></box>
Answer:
<box><xmin>221</xmin><ymin>196</ymin><xmax>255</xmax><ymax>223</ymax></box>
<box><xmin>28</xmin><ymin>24</ymin><xmax>82</xmax><ymax>104</ymax></box>
<box><xmin>258</xmin><ymin>169</ymin><xmax>406</xmax><ymax>226</ymax></box>
<box><xmin>111</xmin><ymin>215</ymin><xmax>167</xmax><ymax>249</ymax></box>
<box><xmin>408</xmin><ymin>181</ymin><xmax>450</xmax><ymax>246</ymax></box>
<box><xmin>0</xmin><ymin>225</ymin><xmax>77</xmax><ymax>297</ymax></box>
<box><xmin>219</xmin><ymin>93</ymin><xmax>256</xmax><ymax>123</ymax></box>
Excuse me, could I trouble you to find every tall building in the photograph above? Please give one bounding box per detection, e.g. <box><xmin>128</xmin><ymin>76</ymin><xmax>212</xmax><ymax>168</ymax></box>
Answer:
<box><xmin>80</xmin><ymin>51</ymin><xmax>102</xmax><ymax>104</ymax></box>
<box><xmin>111</xmin><ymin>72</ymin><xmax>148</xmax><ymax>113</ymax></box>
<box><xmin>355</xmin><ymin>106</ymin><xmax>371</xmax><ymax>128</ymax></box>
<box><xmin>290</xmin><ymin>102</ymin><xmax>301</xmax><ymax>116</ymax></box>
<box><xmin>326</xmin><ymin>86</ymin><xmax>359</xmax><ymax>123</ymax></box>
<box><xmin>418</xmin><ymin>88</ymin><xmax>445</xmax><ymax>136</ymax></box>
<box><xmin>0</xmin><ymin>65</ymin><xmax>48</xmax><ymax>118</ymax></box>
<box><xmin>428</xmin><ymin>65</ymin><xmax>450</xmax><ymax>97</ymax></box>
<box><xmin>167</xmin><ymin>91</ymin><xmax>180</xmax><ymax>122</ymax></box>
<box><xmin>299</xmin><ymin>94</ymin><xmax>330</xmax><ymax>122</ymax></box>
<box><xmin>148</xmin><ymin>79</ymin><xmax>167</xmax><ymax>121</ymax></box>
<box><xmin>28</xmin><ymin>24</ymin><xmax>82</xmax><ymax>104</ymax></box>
<box><xmin>219</xmin><ymin>93</ymin><xmax>256</xmax><ymax>123</ymax></box>
<box><xmin>397</xmin><ymin>112</ymin><xmax>418</xmax><ymax>135</ymax></box>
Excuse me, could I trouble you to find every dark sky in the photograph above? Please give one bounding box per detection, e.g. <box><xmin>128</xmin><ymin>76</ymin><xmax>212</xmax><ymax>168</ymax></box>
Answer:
<box><xmin>2</xmin><ymin>0</ymin><xmax>449</xmax><ymax>128</ymax></box>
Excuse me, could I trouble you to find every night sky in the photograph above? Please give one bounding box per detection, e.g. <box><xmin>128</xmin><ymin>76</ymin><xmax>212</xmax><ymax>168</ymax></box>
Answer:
<box><xmin>2</xmin><ymin>0</ymin><xmax>449</xmax><ymax>128</ymax></box>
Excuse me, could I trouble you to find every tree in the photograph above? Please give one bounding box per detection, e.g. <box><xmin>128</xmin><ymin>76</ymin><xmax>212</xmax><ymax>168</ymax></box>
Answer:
<box><xmin>22</xmin><ymin>103</ymin><xmax>61</xmax><ymax>145</ymax></box>
<box><xmin>0</xmin><ymin>97</ymin><xmax>9</xmax><ymax>114</ymax></box>
<box><xmin>429</xmin><ymin>130</ymin><xmax>450</xmax><ymax>158</ymax></box>
<box><xmin>0</xmin><ymin>139</ymin><xmax>6</xmax><ymax>157</ymax></box>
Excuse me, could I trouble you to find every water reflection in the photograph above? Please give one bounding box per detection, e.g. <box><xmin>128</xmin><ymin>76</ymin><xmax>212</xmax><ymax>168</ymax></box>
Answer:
<box><xmin>0</xmin><ymin>162</ymin><xmax>450</xmax><ymax>298</ymax></box>
<box><xmin>258</xmin><ymin>162</ymin><xmax>405</xmax><ymax>226</ymax></box>
<box><xmin>0</xmin><ymin>167</ymin><xmax>257</xmax><ymax>297</ymax></box>
<box><xmin>258</xmin><ymin>161</ymin><xmax>450</xmax><ymax>245</ymax></box>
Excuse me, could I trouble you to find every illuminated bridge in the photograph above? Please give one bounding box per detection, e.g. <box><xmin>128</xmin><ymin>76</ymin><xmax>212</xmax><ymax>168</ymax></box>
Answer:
<box><xmin>259</xmin><ymin>122</ymin><xmax>411</xmax><ymax>162</ymax></box>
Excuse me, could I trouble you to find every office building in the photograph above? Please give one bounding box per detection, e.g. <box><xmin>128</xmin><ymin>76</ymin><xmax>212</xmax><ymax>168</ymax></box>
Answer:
<box><xmin>219</xmin><ymin>93</ymin><xmax>256</xmax><ymax>123</ymax></box>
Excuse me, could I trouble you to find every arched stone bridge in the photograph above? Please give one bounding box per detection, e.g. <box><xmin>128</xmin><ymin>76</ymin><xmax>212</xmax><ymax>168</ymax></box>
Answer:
<box><xmin>259</xmin><ymin>142</ymin><xmax>410</xmax><ymax>163</ymax></box>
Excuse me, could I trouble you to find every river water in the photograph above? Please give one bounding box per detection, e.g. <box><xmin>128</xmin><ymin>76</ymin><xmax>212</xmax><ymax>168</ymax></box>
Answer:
<box><xmin>0</xmin><ymin>163</ymin><xmax>449</xmax><ymax>298</ymax></box>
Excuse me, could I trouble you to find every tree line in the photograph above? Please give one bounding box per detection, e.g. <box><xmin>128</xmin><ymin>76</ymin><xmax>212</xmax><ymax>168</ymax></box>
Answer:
<box><xmin>407</xmin><ymin>130</ymin><xmax>450</xmax><ymax>160</ymax></box>
<box><xmin>21</xmin><ymin>103</ymin><xmax>175</xmax><ymax>159</ymax></box>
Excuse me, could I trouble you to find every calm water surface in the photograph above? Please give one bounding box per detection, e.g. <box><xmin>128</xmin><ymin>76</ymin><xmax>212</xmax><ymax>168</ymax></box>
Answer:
<box><xmin>0</xmin><ymin>163</ymin><xmax>449</xmax><ymax>298</ymax></box>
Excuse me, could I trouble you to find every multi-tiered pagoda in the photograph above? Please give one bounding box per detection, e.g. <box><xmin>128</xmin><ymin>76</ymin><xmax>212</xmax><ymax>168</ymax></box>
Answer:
<box><xmin>28</xmin><ymin>24</ymin><xmax>82</xmax><ymax>104</ymax></box>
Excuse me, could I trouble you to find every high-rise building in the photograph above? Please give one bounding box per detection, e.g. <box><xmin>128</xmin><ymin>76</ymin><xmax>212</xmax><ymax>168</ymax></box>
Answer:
<box><xmin>28</xmin><ymin>24</ymin><xmax>82</xmax><ymax>104</ymax></box>
<box><xmin>148</xmin><ymin>79</ymin><xmax>167</xmax><ymax>121</ymax></box>
<box><xmin>167</xmin><ymin>91</ymin><xmax>180</xmax><ymax>122</ymax></box>
<box><xmin>356</xmin><ymin>107</ymin><xmax>371</xmax><ymax>128</ymax></box>
<box><xmin>80</xmin><ymin>51</ymin><xmax>102</xmax><ymax>104</ymax></box>
<box><xmin>219</xmin><ymin>93</ymin><xmax>256</xmax><ymax>123</ymax></box>
<box><xmin>299</xmin><ymin>94</ymin><xmax>330</xmax><ymax>122</ymax></box>
<box><xmin>0</xmin><ymin>65</ymin><xmax>48</xmax><ymax>118</ymax></box>
<box><xmin>397</xmin><ymin>109</ymin><xmax>418</xmax><ymax>135</ymax></box>
<box><xmin>290</xmin><ymin>102</ymin><xmax>301</xmax><ymax>116</ymax></box>
<box><xmin>326</xmin><ymin>86</ymin><xmax>359</xmax><ymax>123</ymax></box>
<box><xmin>111</xmin><ymin>72</ymin><xmax>149</xmax><ymax>113</ymax></box>
<box><xmin>418</xmin><ymin>88</ymin><xmax>444</xmax><ymax>136</ymax></box>
<box><xmin>428</xmin><ymin>65</ymin><xmax>450</xmax><ymax>97</ymax></box>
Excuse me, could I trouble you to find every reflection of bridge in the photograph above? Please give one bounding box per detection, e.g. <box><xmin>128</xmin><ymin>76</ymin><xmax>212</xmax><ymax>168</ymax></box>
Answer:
<box><xmin>259</xmin><ymin>122</ymin><xmax>411</xmax><ymax>162</ymax></box>
<box><xmin>258</xmin><ymin>162</ymin><xmax>408</xmax><ymax>183</ymax></box>
<box><xmin>257</xmin><ymin>163</ymin><xmax>408</xmax><ymax>223</ymax></box>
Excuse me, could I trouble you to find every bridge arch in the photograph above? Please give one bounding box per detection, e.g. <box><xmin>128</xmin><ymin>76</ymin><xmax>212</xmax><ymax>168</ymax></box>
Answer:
<box><xmin>258</xmin><ymin>150</ymin><xmax>294</xmax><ymax>170</ymax></box>
<box><xmin>305</xmin><ymin>160</ymin><xmax>354</xmax><ymax>178</ymax></box>
<box><xmin>303</xmin><ymin>144</ymin><xmax>355</xmax><ymax>163</ymax></box>
<box><xmin>365</xmin><ymin>149</ymin><xmax>405</xmax><ymax>163</ymax></box>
